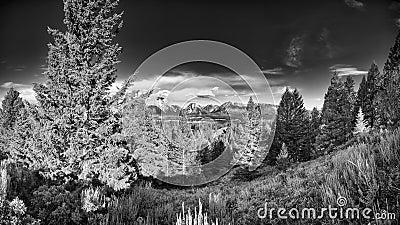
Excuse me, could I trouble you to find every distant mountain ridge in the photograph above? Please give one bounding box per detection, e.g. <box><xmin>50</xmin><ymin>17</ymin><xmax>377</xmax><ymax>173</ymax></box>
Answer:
<box><xmin>148</xmin><ymin>101</ymin><xmax>277</xmax><ymax>120</ymax></box>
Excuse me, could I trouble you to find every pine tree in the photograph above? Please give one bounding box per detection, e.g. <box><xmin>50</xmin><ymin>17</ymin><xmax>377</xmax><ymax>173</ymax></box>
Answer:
<box><xmin>0</xmin><ymin>88</ymin><xmax>23</xmax><ymax>130</ymax></box>
<box><xmin>357</xmin><ymin>75</ymin><xmax>367</xmax><ymax>113</ymax></box>
<box><xmin>277</xmin><ymin>143</ymin><xmax>288</xmax><ymax>160</ymax></box>
<box><xmin>122</xmin><ymin>91</ymin><xmax>169</xmax><ymax>178</ymax></box>
<box><xmin>167</xmin><ymin>119</ymin><xmax>202</xmax><ymax>176</ymax></box>
<box><xmin>232</xmin><ymin>112</ymin><xmax>252</xmax><ymax>166</ymax></box>
<box><xmin>246</xmin><ymin>96</ymin><xmax>255</xmax><ymax>112</ymax></box>
<box><xmin>354</xmin><ymin>108</ymin><xmax>369</xmax><ymax>135</ymax></box>
<box><xmin>381</xmin><ymin>30</ymin><xmax>400</xmax><ymax>128</ymax></box>
<box><xmin>317</xmin><ymin>72</ymin><xmax>354</xmax><ymax>153</ymax></box>
<box><xmin>246</xmin><ymin>96</ymin><xmax>259</xmax><ymax>120</ymax></box>
<box><xmin>382</xmin><ymin>69</ymin><xmax>400</xmax><ymax>128</ymax></box>
<box><xmin>383</xmin><ymin>31</ymin><xmax>400</xmax><ymax>73</ymax></box>
<box><xmin>309</xmin><ymin>107</ymin><xmax>321</xmax><ymax>157</ymax></box>
<box><xmin>372</xmin><ymin>31</ymin><xmax>400</xmax><ymax>129</ymax></box>
<box><xmin>344</xmin><ymin>76</ymin><xmax>357</xmax><ymax>137</ymax></box>
<box><xmin>0</xmin><ymin>88</ymin><xmax>24</xmax><ymax>160</ymax></box>
<box><xmin>364</xmin><ymin>63</ymin><xmax>379</xmax><ymax>128</ymax></box>
<box><xmin>10</xmin><ymin>0</ymin><xmax>135</xmax><ymax>190</ymax></box>
<box><xmin>270</xmin><ymin>88</ymin><xmax>310</xmax><ymax>162</ymax></box>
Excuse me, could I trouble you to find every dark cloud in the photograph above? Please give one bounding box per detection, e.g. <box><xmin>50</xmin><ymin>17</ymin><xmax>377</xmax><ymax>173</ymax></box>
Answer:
<box><xmin>317</xmin><ymin>28</ymin><xmax>336</xmax><ymax>59</ymax></box>
<box><xmin>344</xmin><ymin>0</ymin><xmax>365</xmax><ymax>10</ymax></box>
<box><xmin>0</xmin><ymin>0</ymin><xmax>397</xmax><ymax>109</ymax></box>
<box><xmin>285</xmin><ymin>35</ymin><xmax>305</xmax><ymax>68</ymax></box>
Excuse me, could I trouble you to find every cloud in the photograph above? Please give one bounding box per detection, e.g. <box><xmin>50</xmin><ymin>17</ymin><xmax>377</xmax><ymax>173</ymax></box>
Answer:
<box><xmin>262</xmin><ymin>67</ymin><xmax>284</xmax><ymax>75</ymax></box>
<box><xmin>195</xmin><ymin>86</ymin><xmax>219</xmax><ymax>98</ymax></box>
<box><xmin>0</xmin><ymin>82</ymin><xmax>36</xmax><ymax>103</ymax></box>
<box><xmin>131</xmin><ymin>68</ymin><xmax>281</xmax><ymax>106</ymax></box>
<box><xmin>344</xmin><ymin>0</ymin><xmax>364</xmax><ymax>10</ymax></box>
<box><xmin>14</xmin><ymin>65</ymin><xmax>26</xmax><ymax>72</ymax></box>
<box><xmin>1</xmin><ymin>82</ymin><xmax>31</xmax><ymax>89</ymax></box>
<box><xmin>155</xmin><ymin>90</ymin><xmax>171</xmax><ymax>99</ymax></box>
<box><xmin>285</xmin><ymin>35</ymin><xmax>305</xmax><ymax>68</ymax></box>
<box><xmin>318</xmin><ymin>28</ymin><xmax>337</xmax><ymax>59</ymax></box>
<box><xmin>329</xmin><ymin>64</ymin><xmax>368</xmax><ymax>76</ymax></box>
<box><xmin>329</xmin><ymin>64</ymin><xmax>353</xmax><ymax>70</ymax></box>
<box><xmin>271</xmin><ymin>86</ymin><xmax>297</xmax><ymax>98</ymax></box>
<box><xmin>144</xmin><ymin>89</ymin><xmax>172</xmax><ymax>106</ymax></box>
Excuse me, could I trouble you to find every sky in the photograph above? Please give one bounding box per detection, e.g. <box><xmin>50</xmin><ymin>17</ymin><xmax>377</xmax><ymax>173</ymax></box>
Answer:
<box><xmin>0</xmin><ymin>0</ymin><xmax>399</xmax><ymax>109</ymax></box>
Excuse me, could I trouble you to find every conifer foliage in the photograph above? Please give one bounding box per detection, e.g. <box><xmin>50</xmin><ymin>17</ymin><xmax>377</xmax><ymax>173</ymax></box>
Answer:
<box><xmin>271</xmin><ymin>88</ymin><xmax>310</xmax><ymax>162</ymax></box>
<box><xmin>354</xmin><ymin>108</ymin><xmax>369</xmax><ymax>135</ymax></box>
<box><xmin>9</xmin><ymin>0</ymin><xmax>135</xmax><ymax>190</ymax></box>
<box><xmin>364</xmin><ymin>63</ymin><xmax>379</xmax><ymax>128</ymax></box>
<box><xmin>317</xmin><ymin>73</ymin><xmax>355</xmax><ymax>153</ymax></box>
<box><xmin>357</xmin><ymin>63</ymin><xmax>379</xmax><ymax>129</ymax></box>
<box><xmin>0</xmin><ymin>88</ymin><xmax>23</xmax><ymax>130</ymax></box>
<box><xmin>309</xmin><ymin>107</ymin><xmax>321</xmax><ymax>157</ymax></box>
<box><xmin>0</xmin><ymin>88</ymin><xmax>24</xmax><ymax>160</ymax></box>
<box><xmin>374</xmin><ymin>31</ymin><xmax>400</xmax><ymax>129</ymax></box>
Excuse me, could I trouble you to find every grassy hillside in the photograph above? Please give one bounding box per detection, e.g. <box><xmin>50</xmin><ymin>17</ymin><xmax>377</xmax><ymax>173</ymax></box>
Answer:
<box><xmin>100</xmin><ymin>129</ymin><xmax>399</xmax><ymax>225</ymax></box>
<box><xmin>1</xmin><ymin>123</ymin><xmax>398</xmax><ymax>225</ymax></box>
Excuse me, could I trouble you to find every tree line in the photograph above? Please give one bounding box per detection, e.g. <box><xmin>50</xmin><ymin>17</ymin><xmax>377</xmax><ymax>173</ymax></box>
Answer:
<box><xmin>267</xmin><ymin>31</ymin><xmax>400</xmax><ymax>164</ymax></box>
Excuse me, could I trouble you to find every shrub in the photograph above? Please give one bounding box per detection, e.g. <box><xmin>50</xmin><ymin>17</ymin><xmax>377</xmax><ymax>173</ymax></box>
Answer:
<box><xmin>29</xmin><ymin>185</ymin><xmax>87</xmax><ymax>225</ymax></box>
<box><xmin>99</xmin><ymin>183</ymin><xmax>176</xmax><ymax>225</ymax></box>
<box><xmin>0</xmin><ymin>162</ymin><xmax>40</xmax><ymax>225</ymax></box>
<box><xmin>0</xmin><ymin>197</ymin><xmax>40</xmax><ymax>225</ymax></box>
<box><xmin>5</xmin><ymin>163</ymin><xmax>45</xmax><ymax>207</ymax></box>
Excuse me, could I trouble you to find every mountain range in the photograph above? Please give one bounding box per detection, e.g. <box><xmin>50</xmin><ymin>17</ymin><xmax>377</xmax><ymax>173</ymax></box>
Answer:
<box><xmin>148</xmin><ymin>101</ymin><xmax>277</xmax><ymax>121</ymax></box>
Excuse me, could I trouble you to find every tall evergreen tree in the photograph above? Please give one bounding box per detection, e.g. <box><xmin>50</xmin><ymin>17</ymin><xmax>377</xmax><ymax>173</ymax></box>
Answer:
<box><xmin>233</xmin><ymin>112</ymin><xmax>252</xmax><ymax>166</ymax></box>
<box><xmin>344</xmin><ymin>76</ymin><xmax>357</xmax><ymax>136</ymax></box>
<box><xmin>10</xmin><ymin>0</ymin><xmax>135</xmax><ymax>190</ymax></box>
<box><xmin>357</xmin><ymin>75</ymin><xmax>367</xmax><ymax>112</ymax></box>
<box><xmin>0</xmin><ymin>88</ymin><xmax>24</xmax><ymax>160</ymax></box>
<box><xmin>383</xmin><ymin>31</ymin><xmax>400</xmax><ymax>73</ymax></box>
<box><xmin>375</xmin><ymin>31</ymin><xmax>400</xmax><ymax>128</ymax></box>
<box><xmin>355</xmin><ymin>75</ymin><xmax>367</xmax><ymax>132</ymax></box>
<box><xmin>270</xmin><ymin>88</ymin><xmax>310</xmax><ymax>162</ymax></box>
<box><xmin>309</xmin><ymin>107</ymin><xmax>321</xmax><ymax>157</ymax></box>
<box><xmin>122</xmin><ymin>91</ymin><xmax>169</xmax><ymax>178</ymax></box>
<box><xmin>364</xmin><ymin>63</ymin><xmax>379</xmax><ymax>128</ymax></box>
<box><xmin>317</xmin><ymin>72</ymin><xmax>354</xmax><ymax>153</ymax></box>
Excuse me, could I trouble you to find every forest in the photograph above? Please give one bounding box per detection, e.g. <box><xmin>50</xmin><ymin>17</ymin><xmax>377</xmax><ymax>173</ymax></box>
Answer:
<box><xmin>0</xmin><ymin>0</ymin><xmax>399</xmax><ymax>224</ymax></box>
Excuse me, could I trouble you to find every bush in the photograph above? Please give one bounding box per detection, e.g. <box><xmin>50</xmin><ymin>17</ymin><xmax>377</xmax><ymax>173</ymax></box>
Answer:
<box><xmin>29</xmin><ymin>185</ymin><xmax>87</xmax><ymax>225</ymax></box>
<box><xmin>0</xmin><ymin>197</ymin><xmax>40</xmax><ymax>225</ymax></box>
<box><xmin>4</xmin><ymin>164</ymin><xmax>45</xmax><ymax>207</ymax></box>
